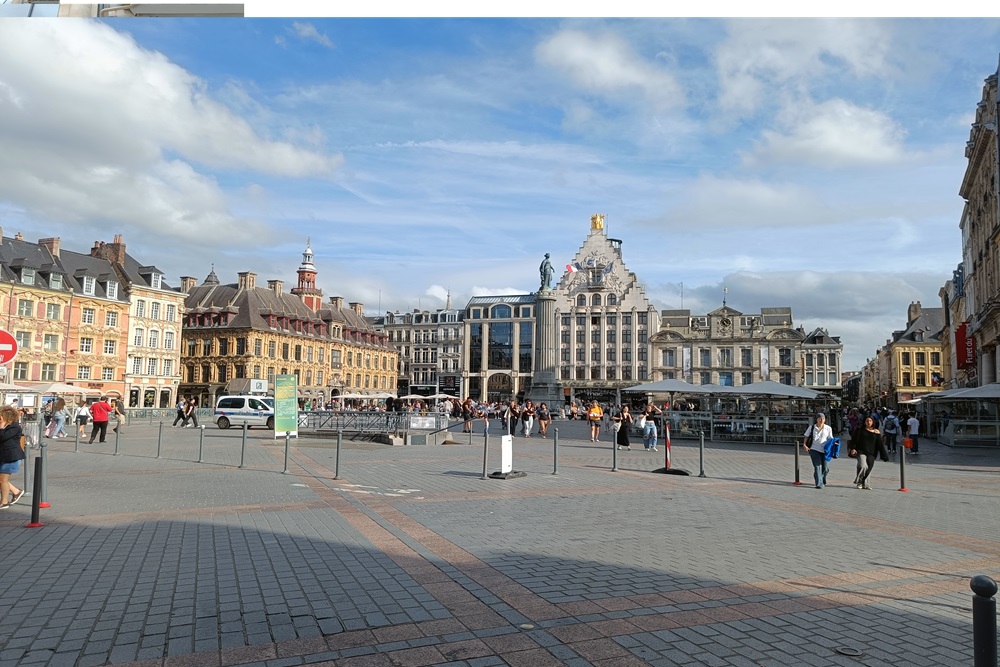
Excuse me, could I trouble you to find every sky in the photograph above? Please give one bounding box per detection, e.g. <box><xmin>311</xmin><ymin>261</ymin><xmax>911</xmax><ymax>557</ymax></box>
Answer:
<box><xmin>0</xmin><ymin>16</ymin><xmax>997</xmax><ymax>371</ymax></box>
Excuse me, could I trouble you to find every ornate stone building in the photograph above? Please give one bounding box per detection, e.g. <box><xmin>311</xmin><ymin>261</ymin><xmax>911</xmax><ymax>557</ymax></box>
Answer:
<box><xmin>651</xmin><ymin>306</ymin><xmax>815</xmax><ymax>388</ymax></box>
<box><xmin>959</xmin><ymin>69</ymin><xmax>998</xmax><ymax>385</ymax></box>
<box><xmin>178</xmin><ymin>244</ymin><xmax>397</xmax><ymax>407</ymax></box>
<box><xmin>373</xmin><ymin>295</ymin><xmax>464</xmax><ymax>398</ymax></box>
<box><xmin>862</xmin><ymin>301</ymin><xmax>945</xmax><ymax>407</ymax></box>
<box><xmin>0</xmin><ymin>231</ymin><xmax>131</xmax><ymax>400</ymax></box>
<box><xmin>551</xmin><ymin>215</ymin><xmax>658</xmax><ymax>403</ymax></box>
<box><xmin>89</xmin><ymin>235</ymin><xmax>185</xmax><ymax>408</ymax></box>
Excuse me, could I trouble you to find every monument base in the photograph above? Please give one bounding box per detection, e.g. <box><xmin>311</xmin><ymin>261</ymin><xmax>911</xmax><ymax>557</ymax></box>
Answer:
<box><xmin>488</xmin><ymin>470</ymin><xmax>527</xmax><ymax>480</ymax></box>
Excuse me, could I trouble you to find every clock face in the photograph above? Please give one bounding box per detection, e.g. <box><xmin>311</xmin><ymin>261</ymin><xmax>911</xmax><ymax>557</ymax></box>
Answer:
<box><xmin>720</xmin><ymin>317</ymin><xmax>732</xmax><ymax>327</ymax></box>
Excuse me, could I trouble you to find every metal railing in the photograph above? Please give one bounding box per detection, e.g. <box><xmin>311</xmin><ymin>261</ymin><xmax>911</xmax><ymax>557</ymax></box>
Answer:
<box><xmin>296</xmin><ymin>410</ymin><xmax>449</xmax><ymax>433</ymax></box>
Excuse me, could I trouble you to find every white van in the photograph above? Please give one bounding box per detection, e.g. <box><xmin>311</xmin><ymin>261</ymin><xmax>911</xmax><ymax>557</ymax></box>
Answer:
<box><xmin>214</xmin><ymin>395</ymin><xmax>274</xmax><ymax>430</ymax></box>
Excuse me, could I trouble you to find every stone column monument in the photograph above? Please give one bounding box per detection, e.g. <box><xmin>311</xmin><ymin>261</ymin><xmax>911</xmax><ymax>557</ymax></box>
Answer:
<box><xmin>526</xmin><ymin>254</ymin><xmax>564</xmax><ymax>409</ymax></box>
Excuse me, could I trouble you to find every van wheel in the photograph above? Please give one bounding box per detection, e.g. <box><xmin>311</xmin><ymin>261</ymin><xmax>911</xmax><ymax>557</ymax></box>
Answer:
<box><xmin>266</xmin><ymin>416</ymin><xmax>274</xmax><ymax>430</ymax></box>
<box><xmin>218</xmin><ymin>417</ymin><xmax>230</xmax><ymax>430</ymax></box>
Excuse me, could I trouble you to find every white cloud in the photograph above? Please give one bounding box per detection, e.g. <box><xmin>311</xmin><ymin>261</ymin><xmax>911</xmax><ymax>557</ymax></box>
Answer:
<box><xmin>716</xmin><ymin>19</ymin><xmax>895</xmax><ymax>115</ymax></box>
<box><xmin>291</xmin><ymin>22</ymin><xmax>334</xmax><ymax>49</ymax></box>
<box><xmin>536</xmin><ymin>29</ymin><xmax>684</xmax><ymax>112</ymax></box>
<box><xmin>746</xmin><ymin>98</ymin><xmax>908</xmax><ymax>167</ymax></box>
<box><xmin>0</xmin><ymin>21</ymin><xmax>342</xmax><ymax>246</ymax></box>
<box><xmin>663</xmin><ymin>176</ymin><xmax>836</xmax><ymax>229</ymax></box>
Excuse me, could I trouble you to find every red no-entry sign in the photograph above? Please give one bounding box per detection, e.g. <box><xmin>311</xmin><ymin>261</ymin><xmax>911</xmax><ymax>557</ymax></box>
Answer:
<box><xmin>0</xmin><ymin>329</ymin><xmax>18</xmax><ymax>363</ymax></box>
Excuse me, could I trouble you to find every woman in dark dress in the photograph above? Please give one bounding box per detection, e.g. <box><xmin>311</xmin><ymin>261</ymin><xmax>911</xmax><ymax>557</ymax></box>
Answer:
<box><xmin>0</xmin><ymin>404</ymin><xmax>26</xmax><ymax>508</ymax></box>
<box><xmin>850</xmin><ymin>416</ymin><xmax>888</xmax><ymax>490</ymax></box>
<box><xmin>614</xmin><ymin>405</ymin><xmax>634</xmax><ymax>450</ymax></box>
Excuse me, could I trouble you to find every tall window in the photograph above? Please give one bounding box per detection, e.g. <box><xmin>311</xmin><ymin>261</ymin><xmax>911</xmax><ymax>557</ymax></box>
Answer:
<box><xmin>107</xmin><ymin>282</ymin><xmax>118</xmax><ymax>299</ymax></box>
<box><xmin>106</xmin><ymin>312</ymin><xmax>118</xmax><ymax>327</ymax></box>
<box><xmin>80</xmin><ymin>337</ymin><xmax>93</xmax><ymax>353</ymax></box>
<box><xmin>718</xmin><ymin>348</ymin><xmax>733</xmax><ymax>367</ymax></box>
<box><xmin>779</xmin><ymin>371</ymin><xmax>792</xmax><ymax>385</ymax></box>
<box><xmin>17</xmin><ymin>299</ymin><xmax>33</xmax><ymax>317</ymax></box>
<box><xmin>43</xmin><ymin>334</ymin><xmax>58</xmax><ymax>352</ymax></box>
<box><xmin>132</xmin><ymin>357</ymin><xmax>142</xmax><ymax>375</ymax></box>
<box><xmin>662</xmin><ymin>348</ymin><xmax>675</xmax><ymax>366</ymax></box>
<box><xmin>46</xmin><ymin>304</ymin><xmax>60</xmax><ymax>320</ymax></box>
<box><xmin>150</xmin><ymin>302</ymin><xmax>161</xmax><ymax>320</ymax></box>
<box><xmin>778</xmin><ymin>348</ymin><xmax>792</xmax><ymax>366</ymax></box>
<box><xmin>41</xmin><ymin>363</ymin><xmax>56</xmax><ymax>381</ymax></box>
<box><xmin>163</xmin><ymin>331</ymin><xmax>174</xmax><ymax>350</ymax></box>
<box><xmin>134</xmin><ymin>329</ymin><xmax>145</xmax><ymax>346</ymax></box>
<box><xmin>901</xmin><ymin>352</ymin><xmax>911</xmax><ymax>365</ymax></box>
<box><xmin>700</xmin><ymin>348</ymin><xmax>711</xmax><ymax>366</ymax></box>
<box><xmin>931</xmin><ymin>352</ymin><xmax>940</xmax><ymax>366</ymax></box>
<box><xmin>741</xmin><ymin>348</ymin><xmax>752</xmax><ymax>366</ymax></box>
<box><xmin>82</xmin><ymin>308</ymin><xmax>95</xmax><ymax>324</ymax></box>
<box><xmin>254</xmin><ymin>339</ymin><xmax>263</xmax><ymax>356</ymax></box>
<box><xmin>83</xmin><ymin>276</ymin><xmax>95</xmax><ymax>295</ymax></box>
<box><xmin>915</xmin><ymin>352</ymin><xmax>926</xmax><ymax>365</ymax></box>
<box><xmin>21</xmin><ymin>268</ymin><xmax>35</xmax><ymax>285</ymax></box>
<box><xmin>165</xmin><ymin>304</ymin><xmax>176</xmax><ymax>322</ymax></box>
<box><xmin>146</xmin><ymin>358</ymin><xmax>157</xmax><ymax>375</ymax></box>
<box><xmin>136</xmin><ymin>300</ymin><xmax>146</xmax><ymax>318</ymax></box>
<box><xmin>78</xmin><ymin>366</ymin><xmax>91</xmax><ymax>380</ymax></box>
<box><xmin>148</xmin><ymin>330</ymin><xmax>159</xmax><ymax>348</ymax></box>
<box><xmin>15</xmin><ymin>331</ymin><xmax>30</xmax><ymax>351</ymax></box>
<box><xmin>268</xmin><ymin>341</ymin><xmax>276</xmax><ymax>358</ymax></box>
<box><xmin>102</xmin><ymin>367</ymin><xmax>114</xmax><ymax>380</ymax></box>
<box><xmin>741</xmin><ymin>372</ymin><xmax>753</xmax><ymax>385</ymax></box>
<box><xmin>13</xmin><ymin>362</ymin><xmax>28</xmax><ymax>380</ymax></box>
<box><xmin>104</xmin><ymin>340</ymin><xmax>116</xmax><ymax>355</ymax></box>
<box><xmin>699</xmin><ymin>371</ymin><xmax>711</xmax><ymax>384</ymax></box>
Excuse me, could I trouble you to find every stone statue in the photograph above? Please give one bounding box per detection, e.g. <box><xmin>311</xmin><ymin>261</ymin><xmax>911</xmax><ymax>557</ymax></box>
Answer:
<box><xmin>539</xmin><ymin>253</ymin><xmax>554</xmax><ymax>291</ymax></box>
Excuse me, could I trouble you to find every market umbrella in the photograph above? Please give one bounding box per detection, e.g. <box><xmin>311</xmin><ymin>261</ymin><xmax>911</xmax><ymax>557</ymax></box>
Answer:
<box><xmin>18</xmin><ymin>382</ymin><xmax>103</xmax><ymax>395</ymax></box>
<box><xmin>925</xmin><ymin>384</ymin><xmax>1000</xmax><ymax>400</ymax></box>
<box><xmin>622</xmin><ymin>378</ymin><xmax>715</xmax><ymax>394</ymax></box>
<box><xmin>726</xmin><ymin>380</ymin><xmax>823</xmax><ymax>399</ymax></box>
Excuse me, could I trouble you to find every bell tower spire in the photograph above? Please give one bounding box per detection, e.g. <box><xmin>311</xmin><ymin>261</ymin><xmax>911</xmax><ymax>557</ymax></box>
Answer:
<box><xmin>291</xmin><ymin>239</ymin><xmax>323</xmax><ymax>311</ymax></box>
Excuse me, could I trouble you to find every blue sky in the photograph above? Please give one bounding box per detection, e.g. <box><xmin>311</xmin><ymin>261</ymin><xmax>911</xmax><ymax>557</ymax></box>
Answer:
<box><xmin>1</xmin><ymin>17</ymin><xmax>998</xmax><ymax>370</ymax></box>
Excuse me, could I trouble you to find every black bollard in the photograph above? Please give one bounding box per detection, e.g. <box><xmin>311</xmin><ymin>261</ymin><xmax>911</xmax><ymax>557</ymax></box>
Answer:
<box><xmin>197</xmin><ymin>425</ymin><xmax>205</xmax><ymax>463</ymax></box>
<box><xmin>282</xmin><ymin>431</ymin><xmax>291</xmax><ymax>474</ymax></box>
<box><xmin>899</xmin><ymin>438</ymin><xmax>909</xmax><ymax>492</ymax></box>
<box><xmin>971</xmin><ymin>575</ymin><xmax>998</xmax><ymax>667</ymax></box>
<box><xmin>239</xmin><ymin>422</ymin><xmax>248</xmax><ymax>469</ymax></box>
<box><xmin>156</xmin><ymin>421</ymin><xmax>164</xmax><ymax>459</ymax></box>
<box><xmin>698</xmin><ymin>430</ymin><xmax>706</xmax><ymax>478</ymax></box>
<box><xmin>611</xmin><ymin>435</ymin><xmax>618</xmax><ymax>472</ymax></box>
<box><xmin>26</xmin><ymin>456</ymin><xmax>43</xmax><ymax>528</ymax></box>
<box><xmin>335</xmin><ymin>430</ymin><xmax>342</xmax><ymax>480</ymax></box>
<box><xmin>793</xmin><ymin>433</ymin><xmax>802</xmax><ymax>485</ymax></box>
<box><xmin>552</xmin><ymin>428</ymin><xmax>558</xmax><ymax>475</ymax></box>
<box><xmin>114</xmin><ymin>424</ymin><xmax>121</xmax><ymax>456</ymax></box>
<box><xmin>481</xmin><ymin>430</ymin><xmax>489</xmax><ymax>480</ymax></box>
<box><xmin>74</xmin><ymin>427</ymin><xmax>80</xmax><ymax>454</ymax></box>
<box><xmin>38</xmin><ymin>438</ymin><xmax>50</xmax><ymax>509</ymax></box>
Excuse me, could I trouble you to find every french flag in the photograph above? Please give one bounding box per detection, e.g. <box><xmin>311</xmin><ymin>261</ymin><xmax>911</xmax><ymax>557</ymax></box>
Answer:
<box><xmin>566</xmin><ymin>262</ymin><xmax>582</xmax><ymax>273</ymax></box>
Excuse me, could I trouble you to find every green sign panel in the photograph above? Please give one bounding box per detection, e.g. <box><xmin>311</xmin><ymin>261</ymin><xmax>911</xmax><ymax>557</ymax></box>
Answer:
<box><xmin>274</xmin><ymin>374</ymin><xmax>298</xmax><ymax>438</ymax></box>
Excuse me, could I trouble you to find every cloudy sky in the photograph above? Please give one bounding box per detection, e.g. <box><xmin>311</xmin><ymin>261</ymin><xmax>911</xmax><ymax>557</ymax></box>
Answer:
<box><xmin>0</xmin><ymin>17</ymin><xmax>996</xmax><ymax>370</ymax></box>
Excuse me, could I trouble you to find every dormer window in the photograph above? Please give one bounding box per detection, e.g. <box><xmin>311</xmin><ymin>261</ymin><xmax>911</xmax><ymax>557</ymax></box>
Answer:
<box><xmin>50</xmin><ymin>274</ymin><xmax>63</xmax><ymax>290</ymax></box>
<box><xmin>83</xmin><ymin>276</ymin><xmax>95</xmax><ymax>295</ymax></box>
<box><xmin>21</xmin><ymin>268</ymin><xmax>35</xmax><ymax>285</ymax></box>
<box><xmin>151</xmin><ymin>273</ymin><xmax>162</xmax><ymax>289</ymax></box>
<box><xmin>107</xmin><ymin>281</ymin><xmax>119</xmax><ymax>299</ymax></box>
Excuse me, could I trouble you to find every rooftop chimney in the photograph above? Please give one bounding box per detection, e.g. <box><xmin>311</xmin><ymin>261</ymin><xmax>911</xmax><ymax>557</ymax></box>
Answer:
<box><xmin>180</xmin><ymin>276</ymin><xmax>197</xmax><ymax>293</ymax></box>
<box><xmin>907</xmin><ymin>301</ymin><xmax>922</xmax><ymax>325</ymax></box>
<box><xmin>14</xmin><ymin>232</ymin><xmax>23</xmax><ymax>241</ymax></box>
<box><xmin>237</xmin><ymin>272</ymin><xmax>257</xmax><ymax>289</ymax></box>
<box><xmin>267</xmin><ymin>279</ymin><xmax>283</xmax><ymax>294</ymax></box>
<box><xmin>349</xmin><ymin>302</ymin><xmax>364</xmax><ymax>316</ymax></box>
<box><xmin>90</xmin><ymin>235</ymin><xmax>127</xmax><ymax>266</ymax></box>
<box><xmin>329</xmin><ymin>296</ymin><xmax>344</xmax><ymax>308</ymax></box>
<box><xmin>38</xmin><ymin>237</ymin><xmax>61</xmax><ymax>258</ymax></box>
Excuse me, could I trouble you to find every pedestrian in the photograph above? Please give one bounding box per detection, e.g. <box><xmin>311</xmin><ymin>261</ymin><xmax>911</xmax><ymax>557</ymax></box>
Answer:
<box><xmin>850</xmin><ymin>416</ymin><xmax>889</xmax><ymax>489</ymax></box>
<box><xmin>586</xmin><ymin>400</ymin><xmax>603</xmax><ymax>442</ymax></box>
<box><xmin>803</xmin><ymin>412</ymin><xmax>834</xmax><ymax>489</ymax></box>
<box><xmin>520</xmin><ymin>400</ymin><xmax>535</xmax><ymax>437</ymax></box>
<box><xmin>74</xmin><ymin>401</ymin><xmax>90</xmax><ymax>437</ymax></box>
<box><xmin>183</xmin><ymin>397</ymin><xmax>200</xmax><ymax>428</ymax></box>
<box><xmin>614</xmin><ymin>404</ymin><xmax>633</xmax><ymax>450</ymax></box>
<box><xmin>503</xmin><ymin>400</ymin><xmax>519</xmax><ymax>436</ymax></box>
<box><xmin>111</xmin><ymin>399</ymin><xmax>126</xmax><ymax>435</ymax></box>
<box><xmin>905</xmin><ymin>411</ymin><xmax>920</xmax><ymax>454</ymax></box>
<box><xmin>570</xmin><ymin>403</ymin><xmax>578</xmax><ymax>421</ymax></box>
<box><xmin>88</xmin><ymin>395</ymin><xmax>112</xmax><ymax>443</ymax></box>
<box><xmin>640</xmin><ymin>403</ymin><xmax>662</xmax><ymax>451</ymax></box>
<box><xmin>881</xmin><ymin>409</ymin><xmax>899</xmax><ymax>455</ymax></box>
<box><xmin>536</xmin><ymin>402</ymin><xmax>551</xmax><ymax>437</ymax></box>
<box><xmin>171</xmin><ymin>397</ymin><xmax>187</xmax><ymax>427</ymax></box>
<box><xmin>0</xmin><ymin>405</ymin><xmax>25</xmax><ymax>509</ymax></box>
<box><xmin>52</xmin><ymin>398</ymin><xmax>70</xmax><ymax>438</ymax></box>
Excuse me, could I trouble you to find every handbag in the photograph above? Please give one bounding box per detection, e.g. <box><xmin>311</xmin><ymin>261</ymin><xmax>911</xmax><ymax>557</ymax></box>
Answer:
<box><xmin>903</xmin><ymin>437</ymin><xmax>914</xmax><ymax>449</ymax></box>
<box><xmin>805</xmin><ymin>427</ymin><xmax>814</xmax><ymax>447</ymax></box>
<box><xmin>638</xmin><ymin>415</ymin><xmax>647</xmax><ymax>429</ymax></box>
<box><xmin>613</xmin><ymin>421</ymin><xmax>622</xmax><ymax>432</ymax></box>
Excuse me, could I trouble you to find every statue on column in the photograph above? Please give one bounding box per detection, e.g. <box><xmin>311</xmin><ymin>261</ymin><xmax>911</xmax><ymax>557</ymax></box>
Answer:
<box><xmin>539</xmin><ymin>253</ymin><xmax>554</xmax><ymax>292</ymax></box>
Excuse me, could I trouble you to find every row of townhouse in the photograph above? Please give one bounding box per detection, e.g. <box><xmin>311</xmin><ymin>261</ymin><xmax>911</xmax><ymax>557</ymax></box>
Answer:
<box><xmin>0</xmin><ymin>233</ymin><xmax>397</xmax><ymax>409</ymax></box>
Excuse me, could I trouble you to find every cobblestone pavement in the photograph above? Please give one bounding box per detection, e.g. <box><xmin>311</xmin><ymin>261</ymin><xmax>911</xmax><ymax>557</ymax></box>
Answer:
<box><xmin>0</xmin><ymin>419</ymin><xmax>997</xmax><ymax>666</ymax></box>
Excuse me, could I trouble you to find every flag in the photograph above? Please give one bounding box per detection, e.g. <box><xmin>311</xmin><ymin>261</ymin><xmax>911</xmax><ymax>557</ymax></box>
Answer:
<box><xmin>603</xmin><ymin>261</ymin><xmax>614</xmax><ymax>275</ymax></box>
<box><xmin>566</xmin><ymin>263</ymin><xmax>582</xmax><ymax>273</ymax></box>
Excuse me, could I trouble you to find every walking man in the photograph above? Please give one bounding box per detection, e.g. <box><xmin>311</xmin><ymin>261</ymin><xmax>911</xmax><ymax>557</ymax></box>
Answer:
<box><xmin>88</xmin><ymin>395</ymin><xmax>112</xmax><ymax>444</ymax></box>
<box><xmin>172</xmin><ymin>397</ymin><xmax>187</xmax><ymax>427</ymax></box>
<box><xmin>906</xmin><ymin>411</ymin><xmax>920</xmax><ymax>455</ymax></box>
<box><xmin>882</xmin><ymin>409</ymin><xmax>899</xmax><ymax>454</ymax></box>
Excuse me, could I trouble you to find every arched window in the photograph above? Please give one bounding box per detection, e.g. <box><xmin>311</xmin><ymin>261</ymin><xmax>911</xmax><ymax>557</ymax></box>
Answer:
<box><xmin>491</xmin><ymin>304</ymin><xmax>512</xmax><ymax>319</ymax></box>
<box><xmin>608</xmin><ymin>294</ymin><xmax>618</xmax><ymax>306</ymax></box>
<box><xmin>577</xmin><ymin>295</ymin><xmax>586</xmax><ymax>306</ymax></box>
<box><xmin>592</xmin><ymin>294</ymin><xmax>602</xmax><ymax>307</ymax></box>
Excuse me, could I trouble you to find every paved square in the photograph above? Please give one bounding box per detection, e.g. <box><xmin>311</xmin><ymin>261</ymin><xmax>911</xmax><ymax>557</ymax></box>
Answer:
<box><xmin>0</xmin><ymin>420</ymin><xmax>997</xmax><ymax>666</ymax></box>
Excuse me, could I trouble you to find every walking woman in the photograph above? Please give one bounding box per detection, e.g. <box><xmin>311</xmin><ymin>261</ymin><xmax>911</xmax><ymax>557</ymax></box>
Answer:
<box><xmin>802</xmin><ymin>413</ymin><xmax>834</xmax><ymax>489</ymax></box>
<box><xmin>461</xmin><ymin>398</ymin><xmax>474</xmax><ymax>433</ymax></box>
<box><xmin>503</xmin><ymin>401</ymin><xmax>519</xmax><ymax>436</ymax></box>
<box><xmin>850</xmin><ymin>416</ymin><xmax>889</xmax><ymax>490</ymax></box>
<box><xmin>47</xmin><ymin>398</ymin><xmax>70</xmax><ymax>438</ymax></box>
<box><xmin>183</xmin><ymin>397</ymin><xmax>200</xmax><ymax>428</ymax></box>
<box><xmin>587</xmin><ymin>400</ymin><xmax>603</xmax><ymax>442</ymax></box>
<box><xmin>520</xmin><ymin>400</ymin><xmax>535</xmax><ymax>437</ymax></box>
<box><xmin>614</xmin><ymin>405</ymin><xmax>634</xmax><ymax>450</ymax></box>
<box><xmin>536</xmin><ymin>402</ymin><xmax>551</xmax><ymax>438</ymax></box>
<box><xmin>74</xmin><ymin>401</ymin><xmax>90</xmax><ymax>437</ymax></box>
<box><xmin>641</xmin><ymin>403</ymin><xmax>662</xmax><ymax>451</ymax></box>
<box><xmin>0</xmin><ymin>404</ymin><xmax>26</xmax><ymax>508</ymax></box>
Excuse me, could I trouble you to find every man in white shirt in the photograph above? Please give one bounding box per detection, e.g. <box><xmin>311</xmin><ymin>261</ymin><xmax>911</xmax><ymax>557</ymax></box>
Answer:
<box><xmin>802</xmin><ymin>413</ymin><xmax>834</xmax><ymax>488</ymax></box>
<box><xmin>906</xmin><ymin>412</ymin><xmax>921</xmax><ymax>455</ymax></box>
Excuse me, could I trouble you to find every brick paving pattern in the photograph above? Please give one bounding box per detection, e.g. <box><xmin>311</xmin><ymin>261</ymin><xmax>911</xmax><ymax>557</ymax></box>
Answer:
<box><xmin>0</xmin><ymin>419</ymin><xmax>996</xmax><ymax>666</ymax></box>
